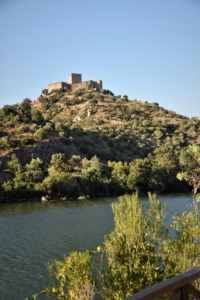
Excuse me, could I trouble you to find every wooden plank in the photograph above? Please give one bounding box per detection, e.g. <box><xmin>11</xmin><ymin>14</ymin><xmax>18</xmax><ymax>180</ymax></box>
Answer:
<box><xmin>125</xmin><ymin>267</ymin><xmax>200</xmax><ymax>300</ymax></box>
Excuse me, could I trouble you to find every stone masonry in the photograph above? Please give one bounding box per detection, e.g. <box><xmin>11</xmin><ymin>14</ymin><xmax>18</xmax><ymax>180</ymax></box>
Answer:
<box><xmin>48</xmin><ymin>73</ymin><xmax>103</xmax><ymax>93</ymax></box>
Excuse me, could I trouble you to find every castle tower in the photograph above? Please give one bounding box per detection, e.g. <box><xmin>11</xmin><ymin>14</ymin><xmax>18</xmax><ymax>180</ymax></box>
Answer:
<box><xmin>69</xmin><ymin>73</ymin><xmax>82</xmax><ymax>84</ymax></box>
<box><xmin>96</xmin><ymin>80</ymin><xmax>103</xmax><ymax>90</ymax></box>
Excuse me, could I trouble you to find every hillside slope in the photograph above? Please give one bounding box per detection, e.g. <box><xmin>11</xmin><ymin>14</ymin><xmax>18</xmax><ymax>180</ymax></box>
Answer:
<box><xmin>0</xmin><ymin>88</ymin><xmax>199</xmax><ymax>201</ymax></box>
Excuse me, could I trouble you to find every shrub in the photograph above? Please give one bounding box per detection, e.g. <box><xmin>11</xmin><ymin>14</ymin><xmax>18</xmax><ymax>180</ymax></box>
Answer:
<box><xmin>0</xmin><ymin>136</ymin><xmax>12</xmax><ymax>149</ymax></box>
<box><xmin>89</xmin><ymin>99</ymin><xmax>98</xmax><ymax>105</ymax></box>
<box><xmin>34</xmin><ymin>193</ymin><xmax>200</xmax><ymax>299</ymax></box>
<box><xmin>42</xmin><ymin>89</ymin><xmax>48</xmax><ymax>95</ymax></box>
<box><xmin>30</xmin><ymin>124</ymin><xmax>38</xmax><ymax>133</ymax></box>
<box><xmin>43</xmin><ymin>122</ymin><xmax>54</xmax><ymax>132</ymax></box>
<box><xmin>21</xmin><ymin>137</ymin><xmax>35</xmax><ymax>146</ymax></box>
<box><xmin>31</xmin><ymin>109</ymin><xmax>44</xmax><ymax>125</ymax></box>
<box><xmin>70</xmin><ymin>155</ymin><xmax>81</xmax><ymax>163</ymax></box>
<box><xmin>34</xmin><ymin>128</ymin><xmax>44</xmax><ymax>140</ymax></box>
<box><xmin>84</xmin><ymin>93</ymin><xmax>93</xmax><ymax>99</ymax></box>
<box><xmin>111</xmin><ymin>96</ymin><xmax>116</xmax><ymax>101</ymax></box>
<box><xmin>41</xmin><ymin>103</ymin><xmax>50</xmax><ymax>111</ymax></box>
<box><xmin>73</xmin><ymin>89</ymin><xmax>84</xmax><ymax>97</ymax></box>
<box><xmin>102</xmin><ymin>89</ymin><xmax>114</xmax><ymax>96</ymax></box>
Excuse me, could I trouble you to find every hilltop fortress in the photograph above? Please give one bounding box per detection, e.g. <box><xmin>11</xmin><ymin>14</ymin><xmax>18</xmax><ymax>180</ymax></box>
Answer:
<box><xmin>48</xmin><ymin>73</ymin><xmax>103</xmax><ymax>93</ymax></box>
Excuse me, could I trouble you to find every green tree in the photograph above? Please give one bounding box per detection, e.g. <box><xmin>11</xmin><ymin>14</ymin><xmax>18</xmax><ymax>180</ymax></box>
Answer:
<box><xmin>127</xmin><ymin>158</ymin><xmax>151</xmax><ymax>191</ymax></box>
<box><xmin>14</xmin><ymin>158</ymin><xmax>44</xmax><ymax>189</ymax></box>
<box><xmin>31</xmin><ymin>109</ymin><xmax>44</xmax><ymax>124</ymax></box>
<box><xmin>38</xmin><ymin>154</ymin><xmax>73</xmax><ymax>196</ymax></box>
<box><xmin>177</xmin><ymin>144</ymin><xmax>200</xmax><ymax>194</ymax></box>
<box><xmin>42</xmin><ymin>89</ymin><xmax>48</xmax><ymax>95</ymax></box>
<box><xmin>109</xmin><ymin>161</ymin><xmax>128</xmax><ymax>192</ymax></box>
<box><xmin>35</xmin><ymin>251</ymin><xmax>95</xmax><ymax>300</ymax></box>
<box><xmin>34</xmin><ymin>128</ymin><xmax>44</xmax><ymax>140</ymax></box>
<box><xmin>81</xmin><ymin>156</ymin><xmax>102</xmax><ymax>180</ymax></box>
<box><xmin>99</xmin><ymin>193</ymin><xmax>168</xmax><ymax>298</ymax></box>
<box><xmin>90</xmin><ymin>155</ymin><xmax>102</xmax><ymax>178</ymax></box>
<box><xmin>0</xmin><ymin>105</ymin><xmax>19</xmax><ymax>122</ymax></box>
<box><xmin>2</xmin><ymin>180</ymin><xmax>14</xmax><ymax>194</ymax></box>
<box><xmin>39</xmin><ymin>170</ymin><xmax>71</xmax><ymax>196</ymax></box>
<box><xmin>49</xmin><ymin>153</ymin><xmax>73</xmax><ymax>173</ymax></box>
<box><xmin>7</xmin><ymin>153</ymin><xmax>21</xmax><ymax>172</ymax></box>
<box><xmin>19</xmin><ymin>98</ymin><xmax>32</xmax><ymax>119</ymax></box>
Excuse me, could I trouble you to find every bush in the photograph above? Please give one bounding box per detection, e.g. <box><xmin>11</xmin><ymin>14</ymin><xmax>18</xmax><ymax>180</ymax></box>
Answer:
<box><xmin>84</xmin><ymin>93</ymin><xmax>93</xmax><ymax>99</ymax></box>
<box><xmin>21</xmin><ymin>137</ymin><xmax>35</xmax><ymax>146</ymax></box>
<box><xmin>73</xmin><ymin>89</ymin><xmax>84</xmax><ymax>97</ymax></box>
<box><xmin>30</xmin><ymin>124</ymin><xmax>38</xmax><ymax>133</ymax></box>
<box><xmin>102</xmin><ymin>89</ymin><xmax>114</xmax><ymax>96</ymax></box>
<box><xmin>70</xmin><ymin>155</ymin><xmax>81</xmax><ymax>163</ymax></box>
<box><xmin>42</xmin><ymin>89</ymin><xmax>48</xmax><ymax>95</ymax></box>
<box><xmin>34</xmin><ymin>128</ymin><xmax>44</xmax><ymax>140</ymax></box>
<box><xmin>31</xmin><ymin>109</ymin><xmax>44</xmax><ymax>124</ymax></box>
<box><xmin>89</xmin><ymin>99</ymin><xmax>98</xmax><ymax>105</ymax></box>
<box><xmin>35</xmin><ymin>193</ymin><xmax>200</xmax><ymax>299</ymax></box>
<box><xmin>111</xmin><ymin>96</ymin><xmax>116</xmax><ymax>101</ymax></box>
<box><xmin>0</xmin><ymin>136</ymin><xmax>12</xmax><ymax>149</ymax></box>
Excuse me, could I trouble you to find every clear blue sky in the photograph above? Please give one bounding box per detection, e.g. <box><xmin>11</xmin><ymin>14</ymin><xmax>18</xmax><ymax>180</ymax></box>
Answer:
<box><xmin>0</xmin><ymin>0</ymin><xmax>199</xmax><ymax>118</ymax></box>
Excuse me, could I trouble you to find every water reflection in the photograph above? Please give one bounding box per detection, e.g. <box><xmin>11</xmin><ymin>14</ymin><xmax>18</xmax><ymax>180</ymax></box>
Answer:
<box><xmin>0</xmin><ymin>197</ymin><xmax>117</xmax><ymax>216</ymax></box>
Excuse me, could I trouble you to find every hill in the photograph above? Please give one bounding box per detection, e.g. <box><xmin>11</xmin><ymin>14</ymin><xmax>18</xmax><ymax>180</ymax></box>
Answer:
<box><xmin>0</xmin><ymin>88</ymin><xmax>199</xmax><ymax>202</ymax></box>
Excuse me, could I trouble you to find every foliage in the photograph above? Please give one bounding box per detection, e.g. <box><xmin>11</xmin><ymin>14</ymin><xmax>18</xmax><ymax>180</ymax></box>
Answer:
<box><xmin>73</xmin><ymin>89</ymin><xmax>84</xmax><ymax>97</ymax></box>
<box><xmin>19</xmin><ymin>98</ymin><xmax>32</xmax><ymax>120</ymax></box>
<box><xmin>84</xmin><ymin>93</ymin><xmax>93</xmax><ymax>99</ymax></box>
<box><xmin>7</xmin><ymin>153</ymin><xmax>21</xmax><ymax>172</ymax></box>
<box><xmin>21</xmin><ymin>137</ymin><xmax>35</xmax><ymax>146</ymax></box>
<box><xmin>31</xmin><ymin>109</ymin><xmax>44</xmax><ymax>124</ymax></box>
<box><xmin>99</xmin><ymin>193</ymin><xmax>168</xmax><ymax>298</ymax></box>
<box><xmin>89</xmin><ymin>99</ymin><xmax>98</xmax><ymax>105</ymax></box>
<box><xmin>0</xmin><ymin>105</ymin><xmax>19</xmax><ymax>123</ymax></box>
<box><xmin>177</xmin><ymin>144</ymin><xmax>200</xmax><ymax>194</ymax></box>
<box><xmin>0</xmin><ymin>88</ymin><xmax>199</xmax><ymax>201</ymax></box>
<box><xmin>14</xmin><ymin>157</ymin><xmax>45</xmax><ymax>190</ymax></box>
<box><xmin>47</xmin><ymin>251</ymin><xmax>95</xmax><ymax>299</ymax></box>
<box><xmin>34</xmin><ymin>128</ymin><xmax>44</xmax><ymax>140</ymax></box>
<box><xmin>0</xmin><ymin>136</ymin><xmax>13</xmax><ymax>149</ymax></box>
<box><xmin>102</xmin><ymin>89</ymin><xmax>114</xmax><ymax>96</ymax></box>
<box><xmin>31</xmin><ymin>193</ymin><xmax>200</xmax><ymax>299</ymax></box>
<box><xmin>42</xmin><ymin>89</ymin><xmax>48</xmax><ymax>95</ymax></box>
<box><xmin>69</xmin><ymin>155</ymin><xmax>81</xmax><ymax>163</ymax></box>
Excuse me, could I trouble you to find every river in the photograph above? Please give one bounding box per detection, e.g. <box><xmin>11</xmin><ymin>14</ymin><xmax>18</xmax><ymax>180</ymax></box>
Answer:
<box><xmin>0</xmin><ymin>193</ymin><xmax>196</xmax><ymax>300</ymax></box>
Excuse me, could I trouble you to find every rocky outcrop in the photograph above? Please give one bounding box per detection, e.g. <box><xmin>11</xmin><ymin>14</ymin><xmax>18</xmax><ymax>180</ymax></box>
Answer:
<box><xmin>41</xmin><ymin>195</ymin><xmax>51</xmax><ymax>201</ymax></box>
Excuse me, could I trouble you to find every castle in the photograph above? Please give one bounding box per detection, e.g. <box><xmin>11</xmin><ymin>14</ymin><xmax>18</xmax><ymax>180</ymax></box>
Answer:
<box><xmin>48</xmin><ymin>73</ymin><xmax>103</xmax><ymax>93</ymax></box>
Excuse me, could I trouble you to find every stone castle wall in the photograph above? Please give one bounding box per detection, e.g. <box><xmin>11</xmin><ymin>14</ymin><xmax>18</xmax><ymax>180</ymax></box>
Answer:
<box><xmin>48</xmin><ymin>74</ymin><xmax>103</xmax><ymax>93</ymax></box>
<box><xmin>88</xmin><ymin>80</ymin><xmax>102</xmax><ymax>90</ymax></box>
<box><xmin>48</xmin><ymin>82</ymin><xmax>70</xmax><ymax>93</ymax></box>
<box><xmin>71</xmin><ymin>80</ymin><xmax>103</xmax><ymax>91</ymax></box>
<box><xmin>71</xmin><ymin>81</ymin><xmax>88</xmax><ymax>90</ymax></box>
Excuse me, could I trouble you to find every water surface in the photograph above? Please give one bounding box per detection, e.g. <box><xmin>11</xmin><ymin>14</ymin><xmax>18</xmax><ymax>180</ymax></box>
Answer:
<box><xmin>0</xmin><ymin>194</ymin><xmax>195</xmax><ymax>299</ymax></box>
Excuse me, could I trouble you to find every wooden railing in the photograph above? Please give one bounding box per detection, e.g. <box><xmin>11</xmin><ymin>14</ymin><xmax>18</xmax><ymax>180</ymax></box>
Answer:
<box><xmin>126</xmin><ymin>267</ymin><xmax>200</xmax><ymax>300</ymax></box>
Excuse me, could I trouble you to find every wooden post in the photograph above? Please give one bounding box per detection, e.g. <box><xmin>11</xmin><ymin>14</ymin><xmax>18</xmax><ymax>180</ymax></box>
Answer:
<box><xmin>181</xmin><ymin>284</ymin><xmax>189</xmax><ymax>300</ymax></box>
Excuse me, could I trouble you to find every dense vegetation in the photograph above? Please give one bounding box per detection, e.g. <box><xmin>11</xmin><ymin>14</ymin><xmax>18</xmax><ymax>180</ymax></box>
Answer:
<box><xmin>28</xmin><ymin>145</ymin><xmax>200</xmax><ymax>299</ymax></box>
<box><xmin>0</xmin><ymin>88</ymin><xmax>199</xmax><ymax>202</ymax></box>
